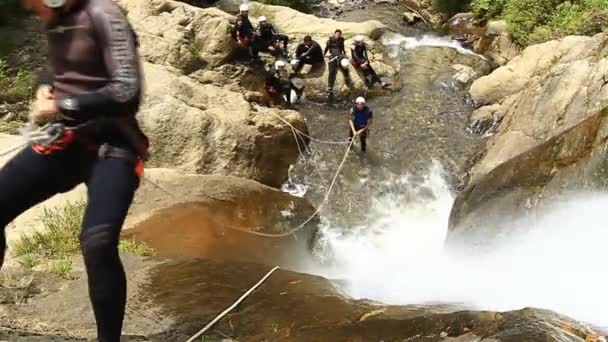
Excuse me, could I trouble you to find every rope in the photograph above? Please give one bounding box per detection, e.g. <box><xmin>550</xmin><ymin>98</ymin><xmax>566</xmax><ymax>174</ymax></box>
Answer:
<box><xmin>225</xmin><ymin>134</ymin><xmax>356</xmax><ymax>238</ymax></box>
<box><xmin>141</xmin><ymin>129</ymin><xmax>357</xmax><ymax>238</ymax></box>
<box><xmin>185</xmin><ymin>265</ymin><xmax>280</xmax><ymax>342</ymax></box>
<box><xmin>268</xmin><ymin>111</ymin><xmax>350</xmax><ymax>145</ymax></box>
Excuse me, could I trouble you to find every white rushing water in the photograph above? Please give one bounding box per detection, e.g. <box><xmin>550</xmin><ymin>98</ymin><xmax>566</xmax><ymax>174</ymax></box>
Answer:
<box><xmin>313</xmin><ymin>160</ymin><xmax>608</xmax><ymax>329</ymax></box>
<box><xmin>381</xmin><ymin>32</ymin><xmax>486</xmax><ymax>59</ymax></box>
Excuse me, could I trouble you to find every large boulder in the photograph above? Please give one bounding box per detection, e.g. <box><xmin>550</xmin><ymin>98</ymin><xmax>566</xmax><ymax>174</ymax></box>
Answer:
<box><xmin>139</xmin><ymin>61</ymin><xmax>307</xmax><ymax>187</ymax></box>
<box><xmin>0</xmin><ymin>255</ymin><xmax>604</xmax><ymax>341</ymax></box>
<box><xmin>467</xmin><ymin>32</ymin><xmax>608</xmax><ymax>183</ymax></box>
<box><xmin>248</xmin><ymin>2</ymin><xmax>388</xmax><ymax>39</ymax></box>
<box><xmin>449</xmin><ymin>32</ymin><xmax>608</xmax><ymax>242</ymax></box>
<box><xmin>122</xmin><ymin>169</ymin><xmax>319</xmax><ymax>270</ymax></box>
<box><xmin>117</xmin><ymin>0</ymin><xmax>236</xmax><ymax>70</ymax></box>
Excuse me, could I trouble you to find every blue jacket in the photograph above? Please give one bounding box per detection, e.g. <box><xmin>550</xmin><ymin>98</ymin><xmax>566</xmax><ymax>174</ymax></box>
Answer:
<box><xmin>350</xmin><ymin>105</ymin><xmax>373</xmax><ymax>128</ymax></box>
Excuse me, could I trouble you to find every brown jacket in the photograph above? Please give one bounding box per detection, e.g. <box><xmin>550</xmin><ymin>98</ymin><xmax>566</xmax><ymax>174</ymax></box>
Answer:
<box><xmin>40</xmin><ymin>0</ymin><xmax>148</xmax><ymax>156</ymax></box>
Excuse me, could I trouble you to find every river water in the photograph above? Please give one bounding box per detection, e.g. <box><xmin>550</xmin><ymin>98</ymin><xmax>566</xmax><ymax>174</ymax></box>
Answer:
<box><xmin>284</xmin><ymin>1</ymin><xmax>608</xmax><ymax>331</ymax></box>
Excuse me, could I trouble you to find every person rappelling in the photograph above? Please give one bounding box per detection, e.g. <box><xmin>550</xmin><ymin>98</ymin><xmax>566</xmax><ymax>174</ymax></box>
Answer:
<box><xmin>348</xmin><ymin>97</ymin><xmax>373</xmax><ymax>152</ymax></box>
<box><xmin>0</xmin><ymin>0</ymin><xmax>149</xmax><ymax>341</ymax></box>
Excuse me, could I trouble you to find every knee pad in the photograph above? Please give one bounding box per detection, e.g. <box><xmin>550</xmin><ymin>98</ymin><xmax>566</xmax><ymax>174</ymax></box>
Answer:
<box><xmin>80</xmin><ymin>224</ymin><xmax>120</xmax><ymax>262</ymax></box>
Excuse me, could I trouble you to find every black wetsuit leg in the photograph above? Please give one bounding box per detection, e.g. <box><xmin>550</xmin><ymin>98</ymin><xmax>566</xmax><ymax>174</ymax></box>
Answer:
<box><xmin>81</xmin><ymin>156</ymin><xmax>139</xmax><ymax>342</ymax></box>
<box><xmin>328</xmin><ymin>58</ymin><xmax>339</xmax><ymax>91</ymax></box>
<box><xmin>365</xmin><ymin>64</ymin><xmax>382</xmax><ymax>85</ymax></box>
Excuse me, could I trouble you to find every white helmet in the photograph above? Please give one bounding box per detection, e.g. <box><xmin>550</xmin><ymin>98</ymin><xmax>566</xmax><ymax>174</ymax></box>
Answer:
<box><xmin>43</xmin><ymin>0</ymin><xmax>66</xmax><ymax>8</ymax></box>
<box><xmin>275</xmin><ymin>60</ymin><xmax>286</xmax><ymax>69</ymax></box>
<box><xmin>355</xmin><ymin>96</ymin><xmax>365</xmax><ymax>104</ymax></box>
<box><xmin>340</xmin><ymin>58</ymin><xmax>350</xmax><ymax>68</ymax></box>
<box><xmin>290</xmin><ymin>59</ymin><xmax>299</xmax><ymax>67</ymax></box>
<box><xmin>259</xmin><ymin>16</ymin><xmax>267</xmax><ymax>22</ymax></box>
<box><xmin>239</xmin><ymin>4</ymin><xmax>249</xmax><ymax>11</ymax></box>
<box><xmin>354</xmin><ymin>35</ymin><xmax>365</xmax><ymax>43</ymax></box>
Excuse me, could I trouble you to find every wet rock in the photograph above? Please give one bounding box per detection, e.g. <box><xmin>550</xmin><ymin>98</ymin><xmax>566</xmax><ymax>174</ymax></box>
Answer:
<box><xmin>123</xmin><ymin>170</ymin><xmax>319</xmax><ymax>270</ymax></box>
<box><xmin>451</xmin><ymin>64</ymin><xmax>478</xmax><ymax>85</ymax></box>
<box><xmin>450</xmin><ymin>33</ymin><xmax>608</xmax><ymax>242</ymax></box>
<box><xmin>0</xmin><ymin>255</ymin><xmax>604</xmax><ymax>341</ymax></box>
<box><xmin>467</xmin><ymin>33</ymin><xmax>608</xmax><ymax>180</ymax></box>
<box><xmin>403</xmin><ymin>11</ymin><xmax>423</xmax><ymax>25</ymax></box>
<box><xmin>468</xmin><ymin>103</ymin><xmax>504</xmax><ymax>135</ymax></box>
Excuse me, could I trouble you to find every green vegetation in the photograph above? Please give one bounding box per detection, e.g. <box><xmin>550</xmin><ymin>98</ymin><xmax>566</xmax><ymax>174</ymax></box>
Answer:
<box><xmin>11</xmin><ymin>200</ymin><xmax>155</xmax><ymax>279</ymax></box>
<box><xmin>434</xmin><ymin>0</ymin><xmax>608</xmax><ymax>46</ymax></box>
<box><xmin>1</xmin><ymin>3</ymin><xmax>35</xmax><ymax>133</ymax></box>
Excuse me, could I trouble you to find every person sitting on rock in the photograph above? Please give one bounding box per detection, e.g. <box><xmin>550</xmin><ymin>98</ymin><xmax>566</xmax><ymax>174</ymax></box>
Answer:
<box><xmin>232</xmin><ymin>16</ymin><xmax>258</xmax><ymax>62</ymax></box>
<box><xmin>348</xmin><ymin>96</ymin><xmax>373</xmax><ymax>152</ymax></box>
<box><xmin>324</xmin><ymin>29</ymin><xmax>351</xmax><ymax>96</ymax></box>
<box><xmin>236</xmin><ymin>3</ymin><xmax>254</xmax><ymax>34</ymax></box>
<box><xmin>264</xmin><ymin>60</ymin><xmax>304</xmax><ymax>107</ymax></box>
<box><xmin>2</xmin><ymin>0</ymin><xmax>150</xmax><ymax>341</ymax></box>
<box><xmin>350</xmin><ymin>36</ymin><xmax>388</xmax><ymax>88</ymax></box>
<box><xmin>292</xmin><ymin>35</ymin><xmax>324</xmax><ymax>75</ymax></box>
<box><xmin>255</xmin><ymin>16</ymin><xmax>289</xmax><ymax>59</ymax></box>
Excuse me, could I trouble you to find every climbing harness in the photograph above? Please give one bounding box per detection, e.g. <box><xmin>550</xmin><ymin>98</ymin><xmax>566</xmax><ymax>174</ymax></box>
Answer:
<box><xmin>185</xmin><ymin>266</ymin><xmax>280</xmax><ymax>342</ymax></box>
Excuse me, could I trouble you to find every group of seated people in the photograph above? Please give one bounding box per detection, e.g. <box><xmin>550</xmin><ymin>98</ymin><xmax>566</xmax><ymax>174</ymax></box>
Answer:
<box><xmin>231</xmin><ymin>4</ymin><xmax>389</xmax><ymax>106</ymax></box>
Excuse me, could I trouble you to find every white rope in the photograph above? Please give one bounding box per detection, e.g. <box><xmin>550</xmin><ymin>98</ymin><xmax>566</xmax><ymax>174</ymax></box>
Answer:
<box><xmin>184</xmin><ymin>266</ymin><xmax>280</xmax><ymax>342</ymax></box>
<box><xmin>269</xmin><ymin>111</ymin><xmax>350</xmax><ymax>145</ymax></box>
<box><xmin>218</xmin><ymin>134</ymin><xmax>356</xmax><ymax>238</ymax></box>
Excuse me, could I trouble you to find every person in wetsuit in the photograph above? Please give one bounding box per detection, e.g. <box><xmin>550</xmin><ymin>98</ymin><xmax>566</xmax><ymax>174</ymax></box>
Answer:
<box><xmin>292</xmin><ymin>35</ymin><xmax>323</xmax><ymax>75</ymax></box>
<box><xmin>255</xmin><ymin>16</ymin><xmax>289</xmax><ymax>59</ymax></box>
<box><xmin>232</xmin><ymin>16</ymin><xmax>258</xmax><ymax>61</ymax></box>
<box><xmin>232</xmin><ymin>4</ymin><xmax>259</xmax><ymax>62</ymax></box>
<box><xmin>1</xmin><ymin>0</ymin><xmax>149</xmax><ymax>341</ymax></box>
<box><xmin>348</xmin><ymin>97</ymin><xmax>373</xmax><ymax>152</ymax></box>
<box><xmin>264</xmin><ymin>60</ymin><xmax>304</xmax><ymax>106</ymax></box>
<box><xmin>350</xmin><ymin>36</ymin><xmax>387</xmax><ymax>88</ymax></box>
<box><xmin>324</xmin><ymin>29</ymin><xmax>350</xmax><ymax>96</ymax></box>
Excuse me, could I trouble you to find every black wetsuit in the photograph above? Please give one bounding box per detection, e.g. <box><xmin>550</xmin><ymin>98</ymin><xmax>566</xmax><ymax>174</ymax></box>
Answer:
<box><xmin>351</xmin><ymin>42</ymin><xmax>382</xmax><ymax>86</ymax></box>
<box><xmin>264</xmin><ymin>67</ymin><xmax>302</xmax><ymax>104</ymax></box>
<box><xmin>294</xmin><ymin>40</ymin><xmax>323</xmax><ymax>73</ymax></box>
<box><xmin>0</xmin><ymin>1</ymin><xmax>148</xmax><ymax>341</ymax></box>
<box><xmin>255</xmin><ymin>23</ymin><xmax>288</xmax><ymax>57</ymax></box>
<box><xmin>324</xmin><ymin>36</ymin><xmax>349</xmax><ymax>92</ymax></box>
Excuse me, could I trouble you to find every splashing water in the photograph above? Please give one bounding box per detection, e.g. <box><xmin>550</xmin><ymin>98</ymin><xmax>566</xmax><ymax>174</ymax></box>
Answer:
<box><xmin>313</xmin><ymin>161</ymin><xmax>608</xmax><ymax>328</ymax></box>
<box><xmin>382</xmin><ymin>32</ymin><xmax>486</xmax><ymax>59</ymax></box>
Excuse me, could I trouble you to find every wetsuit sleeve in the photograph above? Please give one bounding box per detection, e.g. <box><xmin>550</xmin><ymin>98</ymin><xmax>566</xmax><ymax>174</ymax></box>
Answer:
<box><xmin>368</xmin><ymin>110</ymin><xmax>373</xmax><ymax>119</ymax></box>
<box><xmin>324</xmin><ymin>40</ymin><xmax>329</xmax><ymax>55</ymax></box>
<box><xmin>57</xmin><ymin>3</ymin><xmax>142</xmax><ymax>119</ymax></box>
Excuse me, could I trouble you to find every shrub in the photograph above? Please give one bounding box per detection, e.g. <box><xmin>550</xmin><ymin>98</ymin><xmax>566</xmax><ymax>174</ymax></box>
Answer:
<box><xmin>470</xmin><ymin>0</ymin><xmax>506</xmax><ymax>17</ymax></box>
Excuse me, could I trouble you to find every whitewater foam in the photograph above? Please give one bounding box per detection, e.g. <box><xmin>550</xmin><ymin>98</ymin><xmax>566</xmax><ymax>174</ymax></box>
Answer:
<box><xmin>313</xmin><ymin>161</ymin><xmax>608</xmax><ymax>328</ymax></box>
<box><xmin>381</xmin><ymin>32</ymin><xmax>485</xmax><ymax>59</ymax></box>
